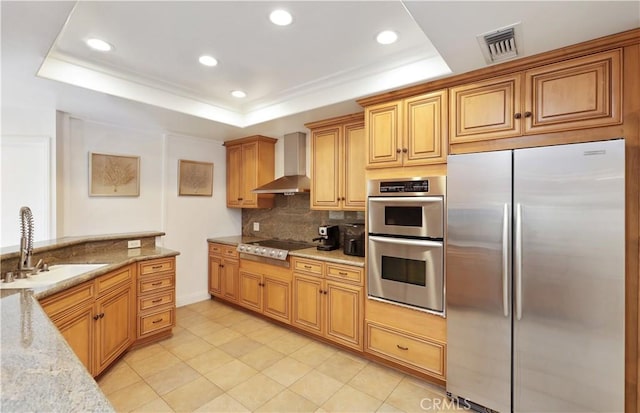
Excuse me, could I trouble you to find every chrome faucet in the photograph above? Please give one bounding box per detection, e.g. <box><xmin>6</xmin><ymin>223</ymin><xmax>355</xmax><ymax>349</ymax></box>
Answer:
<box><xmin>17</xmin><ymin>206</ymin><xmax>35</xmax><ymax>277</ymax></box>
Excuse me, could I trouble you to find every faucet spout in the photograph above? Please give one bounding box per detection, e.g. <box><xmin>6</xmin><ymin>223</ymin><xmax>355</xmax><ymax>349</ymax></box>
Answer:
<box><xmin>18</xmin><ymin>206</ymin><xmax>35</xmax><ymax>277</ymax></box>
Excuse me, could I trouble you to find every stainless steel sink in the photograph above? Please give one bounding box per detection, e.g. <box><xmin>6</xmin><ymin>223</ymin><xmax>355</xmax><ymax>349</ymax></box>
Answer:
<box><xmin>0</xmin><ymin>264</ymin><xmax>108</xmax><ymax>289</ymax></box>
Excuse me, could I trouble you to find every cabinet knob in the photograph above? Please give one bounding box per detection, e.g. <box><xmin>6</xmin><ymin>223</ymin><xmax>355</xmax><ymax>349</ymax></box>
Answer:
<box><xmin>402</xmin><ymin>148</ymin><xmax>408</xmax><ymax>153</ymax></box>
<box><xmin>524</xmin><ymin>111</ymin><xmax>532</xmax><ymax>118</ymax></box>
<box><xmin>514</xmin><ymin>113</ymin><xmax>522</xmax><ymax>119</ymax></box>
<box><xmin>100</xmin><ymin>313</ymin><xmax>105</xmax><ymax>319</ymax></box>
<box><xmin>93</xmin><ymin>314</ymin><xmax>100</xmax><ymax>321</ymax></box>
<box><xmin>396</xmin><ymin>148</ymin><xmax>402</xmax><ymax>153</ymax></box>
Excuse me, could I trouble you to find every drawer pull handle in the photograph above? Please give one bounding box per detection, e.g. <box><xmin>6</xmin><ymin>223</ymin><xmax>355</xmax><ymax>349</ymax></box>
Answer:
<box><xmin>152</xmin><ymin>318</ymin><xmax>164</xmax><ymax>324</ymax></box>
<box><xmin>396</xmin><ymin>344</ymin><xmax>409</xmax><ymax>351</ymax></box>
<box><xmin>151</xmin><ymin>282</ymin><xmax>163</xmax><ymax>286</ymax></box>
<box><xmin>151</xmin><ymin>299</ymin><xmax>163</xmax><ymax>303</ymax></box>
<box><xmin>338</xmin><ymin>271</ymin><xmax>348</xmax><ymax>276</ymax></box>
<box><xmin>151</xmin><ymin>265</ymin><xmax>163</xmax><ymax>270</ymax></box>
<box><xmin>304</xmin><ymin>265</ymin><xmax>312</xmax><ymax>269</ymax></box>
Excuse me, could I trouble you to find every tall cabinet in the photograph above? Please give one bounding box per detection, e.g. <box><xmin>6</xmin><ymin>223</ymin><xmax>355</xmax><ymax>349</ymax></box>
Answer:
<box><xmin>225</xmin><ymin>135</ymin><xmax>277</xmax><ymax>209</ymax></box>
<box><xmin>305</xmin><ymin>113</ymin><xmax>366</xmax><ymax>211</ymax></box>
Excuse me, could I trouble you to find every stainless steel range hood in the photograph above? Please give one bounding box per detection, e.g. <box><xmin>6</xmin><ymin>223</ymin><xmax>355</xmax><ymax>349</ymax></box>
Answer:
<box><xmin>252</xmin><ymin>132</ymin><xmax>310</xmax><ymax>194</ymax></box>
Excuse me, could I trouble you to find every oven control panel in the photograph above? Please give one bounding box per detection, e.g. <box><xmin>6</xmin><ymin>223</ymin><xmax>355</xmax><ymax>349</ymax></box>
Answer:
<box><xmin>379</xmin><ymin>180</ymin><xmax>429</xmax><ymax>193</ymax></box>
<box><xmin>368</xmin><ymin>176</ymin><xmax>446</xmax><ymax>197</ymax></box>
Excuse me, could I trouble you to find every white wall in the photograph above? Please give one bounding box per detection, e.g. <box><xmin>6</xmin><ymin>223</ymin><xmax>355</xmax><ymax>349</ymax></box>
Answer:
<box><xmin>0</xmin><ymin>106</ymin><xmax>57</xmax><ymax>247</ymax></box>
<box><xmin>59</xmin><ymin>116</ymin><xmax>241</xmax><ymax>305</ymax></box>
<box><xmin>163</xmin><ymin>134</ymin><xmax>241</xmax><ymax>305</ymax></box>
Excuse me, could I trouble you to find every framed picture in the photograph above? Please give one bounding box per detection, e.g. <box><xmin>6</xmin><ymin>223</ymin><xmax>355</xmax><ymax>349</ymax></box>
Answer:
<box><xmin>178</xmin><ymin>160</ymin><xmax>213</xmax><ymax>196</ymax></box>
<box><xmin>89</xmin><ymin>152</ymin><xmax>140</xmax><ymax>197</ymax></box>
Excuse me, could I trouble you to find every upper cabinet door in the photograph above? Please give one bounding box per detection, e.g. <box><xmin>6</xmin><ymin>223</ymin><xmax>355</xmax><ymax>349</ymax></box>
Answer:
<box><xmin>311</xmin><ymin>126</ymin><xmax>341</xmax><ymax>210</ymax></box>
<box><xmin>342</xmin><ymin>120</ymin><xmax>366</xmax><ymax>210</ymax></box>
<box><xmin>240</xmin><ymin>142</ymin><xmax>258</xmax><ymax>207</ymax></box>
<box><xmin>226</xmin><ymin>145</ymin><xmax>243</xmax><ymax>207</ymax></box>
<box><xmin>365</xmin><ymin>101</ymin><xmax>402</xmax><ymax>168</ymax></box>
<box><xmin>449</xmin><ymin>74</ymin><xmax>522</xmax><ymax>144</ymax></box>
<box><xmin>524</xmin><ymin>49</ymin><xmax>622</xmax><ymax>134</ymax></box>
<box><xmin>404</xmin><ymin>90</ymin><xmax>448</xmax><ymax>166</ymax></box>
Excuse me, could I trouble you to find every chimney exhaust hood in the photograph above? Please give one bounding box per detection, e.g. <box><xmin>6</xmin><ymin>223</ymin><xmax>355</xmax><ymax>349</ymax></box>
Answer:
<box><xmin>252</xmin><ymin>132</ymin><xmax>310</xmax><ymax>194</ymax></box>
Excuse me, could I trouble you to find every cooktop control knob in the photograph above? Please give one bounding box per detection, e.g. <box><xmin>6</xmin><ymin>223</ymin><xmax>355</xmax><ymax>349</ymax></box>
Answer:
<box><xmin>261</xmin><ymin>248</ymin><xmax>267</xmax><ymax>254</ymax></box>
<box><xmin>270</xmin><ymin>250</ymin><xmax>276</xmax><ymax>257</ymax></box>
<box><xmin>278</xmin><ymin>251</ymin><xmax>284</xmax><ymax>258</ymax></box>
<box><xmin>238</xmin><ymin>245</ymin><xmax>245</xmax><ymax>252</ymax></box>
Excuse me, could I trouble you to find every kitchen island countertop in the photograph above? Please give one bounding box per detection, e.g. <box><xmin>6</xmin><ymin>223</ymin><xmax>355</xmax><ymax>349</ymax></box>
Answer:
<box><xmin>0</xmin><ymin>232</ymin><xmax>179</xmax><ymax>412</ymax></box>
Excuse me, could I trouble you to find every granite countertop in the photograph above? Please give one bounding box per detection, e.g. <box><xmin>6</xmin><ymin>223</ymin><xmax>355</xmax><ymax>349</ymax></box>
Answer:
<box><xmin>0</xmin><ymin>233</ymin><xmax>180</xmax><ymax>412</ymax></box>
<box><xmin>207</xmin><ymin>236</ymin><xmax>365</xmax><ymax>267</ymax></box>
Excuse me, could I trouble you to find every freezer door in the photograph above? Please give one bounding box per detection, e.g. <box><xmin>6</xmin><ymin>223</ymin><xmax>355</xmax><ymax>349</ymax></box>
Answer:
<box><xmin>513</xmin><ymin>139</ymin><xmax>625</xmax><ymax>412</ymax></box>
<box><xmin>446</xmin><ymin>150</ymin><xmax>512</xmax><ymax>413</ymax></box>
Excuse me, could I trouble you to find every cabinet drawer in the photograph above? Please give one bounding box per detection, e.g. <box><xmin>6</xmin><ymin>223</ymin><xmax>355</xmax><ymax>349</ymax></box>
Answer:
<box><xmin>96</xmin><ymin>266</ymin><xmax>133</xmax><ymax>297</ymax></box>
<box><xmin>138</xmin><ymin>290</ymin><xmax>174</xmax><ymax>312</ymax></box>
<box><xmin>139</xmin><ymin>308</ymin><xmax>174</xmax><ymax>337</ymax></box>
<box><xmin>222</xmin><ymin>246</ymin><xmax>239</xmax><ymax>259</ymax></box>
<box><xmin>292</xmin><ymin>257</ymin><xmax>323</xmax><ymax>276</ymax></box>
<box><xmin>139</xmin><ymin>258</ymin><xmax>174</xmax><ymax>276</ymax></box>
<box><xmin>326</xmin><ymin>264</ymin><xmax>363</xmax><ymax>285</ymax></box>
<box><xmin>40</xmin><ymin>281</ymin><xmax>95</xmax><ymax>319</ymax></box>
<box><xmin>366</xmin><ymin>322</ymin><xmax>445</xmax><ymax>379</ymax></box>
<box><xmin>209</xmin><ymin>243</ymin><xmax>223</xmax><ymax>256</ymax></box>
<box><xmin>138</xmin><ymin>274</ymin><xmax>174</xmax><ymax>295</ymax></box>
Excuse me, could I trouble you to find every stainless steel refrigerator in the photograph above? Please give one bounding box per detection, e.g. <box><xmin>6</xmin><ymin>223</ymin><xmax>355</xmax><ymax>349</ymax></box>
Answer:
<box><xmin>446</xmin><ymin>139</ymin><xmax>625</xmax><ymax>412</ymax></box>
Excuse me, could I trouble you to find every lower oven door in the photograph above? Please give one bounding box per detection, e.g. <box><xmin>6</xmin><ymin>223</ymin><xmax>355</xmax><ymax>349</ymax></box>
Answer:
<box><xmin>368</xmin><ymin>235</ymin><xmax>444</xmax><ymax>313</ymax></box>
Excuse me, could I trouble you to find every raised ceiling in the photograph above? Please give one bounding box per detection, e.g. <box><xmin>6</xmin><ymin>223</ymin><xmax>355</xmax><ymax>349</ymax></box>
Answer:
<box><xmin>2</xmin><ymin>1</ymin><xmax>639</xmax><ymax>139</ymax></box>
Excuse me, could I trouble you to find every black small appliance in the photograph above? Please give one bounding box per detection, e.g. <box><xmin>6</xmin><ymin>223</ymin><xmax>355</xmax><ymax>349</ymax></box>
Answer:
<box><xmin>343</xmin><ymin>223</ymin><xmax>365</xmax><ymax>257</ymax></box>
<box><xmin>313</xmin><ymin>225</ymin><xmax>340</xmax><ymax>251</ymax></box>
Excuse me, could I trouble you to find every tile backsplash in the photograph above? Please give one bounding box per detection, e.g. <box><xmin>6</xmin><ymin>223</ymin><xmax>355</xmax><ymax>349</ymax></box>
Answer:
<box><xmin>241</xmin><ymin>193</ymin><xmax>364</xmax><ymax>245</ymax></box>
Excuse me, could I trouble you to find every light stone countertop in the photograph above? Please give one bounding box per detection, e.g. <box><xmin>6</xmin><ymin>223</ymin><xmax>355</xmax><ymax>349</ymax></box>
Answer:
<box><xmin>0</xmin><ymin>233</ymin><xmax>180</xmax><ymax>412</ymax></box>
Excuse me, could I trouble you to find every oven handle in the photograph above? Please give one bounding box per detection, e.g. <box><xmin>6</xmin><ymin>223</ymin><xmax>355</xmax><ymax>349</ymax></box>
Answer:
<box><xmin>368</xmin><ymin>235</ymin><xmax>442</xmax><ymax>248</ymax></box>
<box><xmin>368</xmin><ymin>196</ymin><xmax>443</xmax><ymax>205</ymax></box>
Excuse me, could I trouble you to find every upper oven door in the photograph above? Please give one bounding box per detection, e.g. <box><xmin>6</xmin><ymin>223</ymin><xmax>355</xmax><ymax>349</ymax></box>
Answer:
<box><xmin>368</xmin><ymin>196</ymin><xmax>444</xmax><ymax>238</ymax></box>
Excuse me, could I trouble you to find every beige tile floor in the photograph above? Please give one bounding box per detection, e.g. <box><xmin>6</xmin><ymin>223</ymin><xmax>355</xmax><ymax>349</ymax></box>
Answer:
<box><xmin>97</xmin><ymin>299</ymin><xmax>463</xmax><ymax>412</ymax></box>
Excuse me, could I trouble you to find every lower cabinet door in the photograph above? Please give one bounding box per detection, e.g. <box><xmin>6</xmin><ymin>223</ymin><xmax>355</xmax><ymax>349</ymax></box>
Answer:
<box><xmin>222</xmin><ymin>259</ymin><xmax>239</xmax><ymax>302</ymax></box>
<box><xmin>95</xmin><ymin>285</ymin><xmax>134</xmax><ymax>375</ymax></box>
<box><xmin>239</xmin><ymin>271</ymin><xmax>262</xmax><ymax>311</ymax></box>
<box><xmin>54</xmin><ymin>305</ymin><xmax>95</xmax><ymax>375</ymax></box>
<box><xmin>262</xmin><ymin>276</ymin><xmax>291</xmax><ymax>324</ymax></box>
<box><xmin>209</xmin><ymin>256</ymin><xmax>222</xmax><ymax>296</ymax></box>
<box><xmin>325</xmin><ymin>281</ymin><xmax>363</xmax><ymax>350</ymax></box>
<box><xmin>292</xmin><ymin>275</ymin><xmax>323</xmax><ymax>335</ymax></box>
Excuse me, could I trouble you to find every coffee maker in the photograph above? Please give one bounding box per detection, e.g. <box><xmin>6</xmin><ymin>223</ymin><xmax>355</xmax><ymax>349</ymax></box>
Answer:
<box><xmin>313</xmin><ymin>225</ymin><xmax>340</xmax><ymax>251</ymax></box>
<box><xmin>343</xmin><ymin>223</ymin><xmax>365</xmax><ymax>257</ymax></box>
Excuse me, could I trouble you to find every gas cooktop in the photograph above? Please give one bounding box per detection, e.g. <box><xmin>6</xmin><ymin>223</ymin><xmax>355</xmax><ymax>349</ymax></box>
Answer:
<box><xmin>236</xmin><ymin>239</ymin><xmax>314</xmax><ymax>261</ymax></box>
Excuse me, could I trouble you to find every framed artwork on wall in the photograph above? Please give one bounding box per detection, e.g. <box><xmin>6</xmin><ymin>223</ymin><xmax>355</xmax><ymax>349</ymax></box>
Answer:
<box><xmin>89</xmin><ymin>152</ymin><xmax>140</xmax><ymax>197</ymax></box>
<box><xmin>178</xmin><ymin>159</ymin><xmax>213</xmax><ymax>196</ymax></box>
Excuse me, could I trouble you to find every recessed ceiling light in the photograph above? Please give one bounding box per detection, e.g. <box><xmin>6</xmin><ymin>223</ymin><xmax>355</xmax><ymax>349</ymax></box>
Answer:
<box><xmin>231</xmin><ymin>90</ymin><xmax>247</xmax><ymax>98</ymax></box>
<box><xmin>198</xmin><ymin>55</ymin><xmax>218</xmax><ymax>67</ymax></box>
<box><xmin>376</xmin><ymin>30</ymin><xmax>398</xmax><ymax>45</ymax></box>
<box><xmin>86</xmin><ymin>38</ymin><xmax>113</xmax><ymax>52</ymax></box>
<box><xmin>269</xmin><ymin>9</ymin><xmax>292</xmax><ymax>26</ymax></box>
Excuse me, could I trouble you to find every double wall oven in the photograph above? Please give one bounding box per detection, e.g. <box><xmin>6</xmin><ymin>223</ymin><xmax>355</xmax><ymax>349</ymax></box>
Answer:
<box><xmin>367</xmin><ymin>176</ymin><xmax>446</xmax><ymax>314</ymax></box>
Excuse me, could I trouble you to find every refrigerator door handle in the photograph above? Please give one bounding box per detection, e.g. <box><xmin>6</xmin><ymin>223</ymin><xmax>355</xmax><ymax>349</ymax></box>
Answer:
<box><xmin>515</xmin><ymin>203</ymin><xmax>523</xmax><ymax>320</ymax></box>
<box><xmin>502</xmin><ymin>203</ymin><xmax>509</xmax><ymax>317</ymax></box>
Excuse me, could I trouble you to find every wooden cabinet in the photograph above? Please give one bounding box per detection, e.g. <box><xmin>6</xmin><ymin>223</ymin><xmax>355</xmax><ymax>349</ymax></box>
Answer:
<box><xmin>364</xmin><ymin>90</ymin><xmax>448</xmax><ymax>169</ymax></box>
<box><xmin>450</xmin><ymin>49</ymin><xmax>622</xmax><ymax>144</ymax></box>
<box><xmin>364</xmin><ymin>298</ymin><xmax>446</xmax><ymax>383</ymax></box>
<box><xmin>306</xmin><ymin>113</ymin><xmax>366</xmax><ymax>211</ymax></box>
<box><xmin>238</xmin><ymin>259</ymin><xmax>292</xmax><ymax>324</ymax></box>
<box><xmin>224</xmin><ymin>135</ymin><xmax>277</xmax><ymax>209</ymax></box>
<box><xmin>208</xmin><ymin>242</ymin><xmax>239</xmax><ymax>302</ymax></box>
<box><xmin>292</xmin><ymin>257</ymin><xmax>364</xmax><ymax>351</ymax></box>
<box><xmin>136</xmin><ymin>258</ymin><xmax>176</xmax><ymax>342</ymax></box>
<box><xmin>40</xmin><ymin>265</ymin><xmax>136</xmax><ymax>377</ymax></box>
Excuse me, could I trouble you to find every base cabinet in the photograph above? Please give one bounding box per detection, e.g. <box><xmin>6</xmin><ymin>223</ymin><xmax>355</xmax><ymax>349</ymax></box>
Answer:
<box><xmin>40</xmin><ymin>265</ymin><xmax>136</xmax><ymax>377</ymax></box>
<box><xmin>136</xmin><ymin>258</ymin><xmax>176</xmax><ymax>341</ymax></box>
<box><xmin>292</xmin><ymin>257</ymin><xmax>364</xmax><ymax>351</ymax></box>
<box><xmin>238</xmin><ymin>260</ymin><xmax>292</xmax><ymax>324</ymax></box>
<box><xmin>208</xmin><ymin>243</ymin><xmax>239</xmax><ymax>302</ymax></box>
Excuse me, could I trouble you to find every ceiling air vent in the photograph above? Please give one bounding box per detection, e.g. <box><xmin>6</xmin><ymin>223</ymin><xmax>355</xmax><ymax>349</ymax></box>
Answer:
<box><xmin>477</xmin><ymin>23</ymin><xmax>522</xmax><ymax>64</ymax></box>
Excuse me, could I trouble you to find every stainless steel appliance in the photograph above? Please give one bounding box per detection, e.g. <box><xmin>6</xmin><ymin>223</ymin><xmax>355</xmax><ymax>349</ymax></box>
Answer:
<box><xmin>446</xmin><ymin>139</ymin><xmax>625</xmax><ymax>412</ymax></box>
<box><xmin>343</xmin><ymin>223</ymin><xmax>365</xmax><ymax>257</ymax></box>
<box><xmin>367</xmin><ymin>176</ymin><xmax>446</xmax><ymax>313</ymax></box>
<box><xmin>237</xmin><ymin>239</ymin><xmax>313</xmax><ymax>267</ymax></box>
<box><xmin>313</xmin><ymin>225</ymin><xmax>340</xmax><ymax>251</ymax></box>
